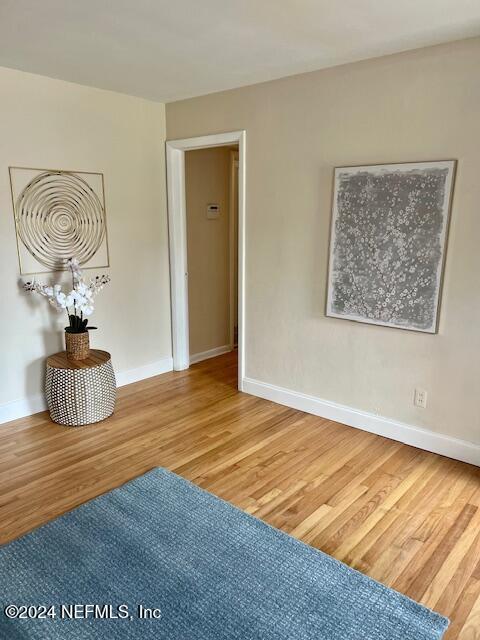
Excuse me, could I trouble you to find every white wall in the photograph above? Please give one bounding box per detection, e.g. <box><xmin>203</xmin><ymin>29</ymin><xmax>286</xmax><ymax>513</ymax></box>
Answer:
<box><xmin>0</xmin><ymin>66</ymin><xmax>172</xmax><ymax>421</ymax></box>
<box><xmin>166</xmin><ymin>38</ymin><xmax>480</xmax><ymax>454</ymax></box>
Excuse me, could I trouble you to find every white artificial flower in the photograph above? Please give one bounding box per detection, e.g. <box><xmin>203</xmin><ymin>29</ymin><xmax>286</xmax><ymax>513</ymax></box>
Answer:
<box><xmin>23</xmin><ymin>256</ymin><xmax>109</xmax><ymax>321</ymax></box>
<box><xmin>55</xmin><ymin>292</ymin><xmax>68</xmax><ymax>308</ymax></box>
<box><xmin>48</xmin><ymin>298</ymin><xmax>61</xmax><ymax>310</ymax></box>
<box><xmin>67</xmin><ymin>257</ymin><xmax>83</xmax><ymax>283</ymax></box>
<box><xmin>89</xmin><ymin>274</ymin><xmax>111</xmax><ymax>296</ymax></box>
<box><xmin>80</xmin><ymin>304</ymin><xmax>94</xmax><ymax>316</ymax></box>
<box><xmin>76</xmin><ymin>283</ymin><xmax>93</xmax><ymax>301</ymax></box>
<box><xmin>71</xmin><ymin>290</ymin><xmax>87</xmax><ymax>306</ymax></box>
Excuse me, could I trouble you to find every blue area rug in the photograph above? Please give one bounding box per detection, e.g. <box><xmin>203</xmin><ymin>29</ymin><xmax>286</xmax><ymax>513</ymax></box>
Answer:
<box><xmin>0</xmin><ymin>468</ymin><xmax>448</xmax><ymax>639</ymax></box>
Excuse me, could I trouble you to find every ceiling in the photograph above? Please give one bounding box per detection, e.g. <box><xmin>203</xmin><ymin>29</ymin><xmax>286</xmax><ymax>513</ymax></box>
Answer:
<box><xmin>0</xmin><ymin>0</ymin><xmax>479</xmax><ymax>103</ymax></box>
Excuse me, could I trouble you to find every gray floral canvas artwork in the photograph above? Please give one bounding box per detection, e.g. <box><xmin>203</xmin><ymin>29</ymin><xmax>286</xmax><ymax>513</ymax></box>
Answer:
<box><xmin>326</xmin><ymin>161</ymin><xmax>456</xmax><ymax>333</ymax></box>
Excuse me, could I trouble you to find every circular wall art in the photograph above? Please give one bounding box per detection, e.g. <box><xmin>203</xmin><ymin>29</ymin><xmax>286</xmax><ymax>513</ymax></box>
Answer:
<box><xmin>9</xmin><ymin>167</ymin><xmax>109</xmax><ymax>274</ymax></box>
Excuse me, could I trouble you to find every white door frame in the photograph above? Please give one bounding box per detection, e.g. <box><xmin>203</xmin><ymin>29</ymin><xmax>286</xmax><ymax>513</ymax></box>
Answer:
<box><xmin>228</xmin><ymin>149</ymin><xmax>239</xmax><ymax>351</ymax></box>
<box><xmin>166</xmin><ymin>130</ymin><xmax>246</xmax><ymax>390</ymax></box>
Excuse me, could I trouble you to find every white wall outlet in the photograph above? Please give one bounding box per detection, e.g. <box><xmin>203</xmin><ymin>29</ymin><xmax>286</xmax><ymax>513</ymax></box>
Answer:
<box><xmin>414</xmin><ymin>388</ymin><xmax>428</xmax><ymax>409</ymax></box>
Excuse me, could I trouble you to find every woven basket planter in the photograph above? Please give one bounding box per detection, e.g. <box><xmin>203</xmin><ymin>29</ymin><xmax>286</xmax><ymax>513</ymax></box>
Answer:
<box><xmin>65</xmin><ymin>331</ymin><xmax>90</xmax><ymax>361</ymax></box>
<box><xmin>46</xmin><ymin>350</ymin><xmax>116</xmax><ymax>426</ymax></box>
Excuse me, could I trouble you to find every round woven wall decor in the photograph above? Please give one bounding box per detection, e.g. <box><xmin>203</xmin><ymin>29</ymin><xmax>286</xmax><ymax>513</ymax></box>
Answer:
<box><xmin>15</xmin><ymin>171</ymin><xmax>106</xmax><ymax>270</ymax></box>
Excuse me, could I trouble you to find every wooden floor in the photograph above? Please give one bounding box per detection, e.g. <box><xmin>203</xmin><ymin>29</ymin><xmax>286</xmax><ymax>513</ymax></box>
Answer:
<box><xmin>1</xmin><ymin>351</ymin><xmax>479</xmax><ymax>638</ymax></box>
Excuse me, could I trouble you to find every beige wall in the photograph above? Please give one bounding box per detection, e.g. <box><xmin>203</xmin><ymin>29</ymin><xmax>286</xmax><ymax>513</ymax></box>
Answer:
<box><xmin>186</xmin><ymin>146</ymin><xmax>232</xmax><ymax>356</ymax></box>
<box><xmin>167</xmin><ymin>38</ymin><xmax>480</xmax><ymax>444</ymax></box>
<box><xmin>0</xmin><ymin>66</ymin><xmax>171</xmax><ymax>414</ymax></box>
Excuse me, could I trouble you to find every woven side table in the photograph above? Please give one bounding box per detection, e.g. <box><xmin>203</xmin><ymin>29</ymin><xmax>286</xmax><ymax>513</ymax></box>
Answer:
<box><xmin>46</xmin><ymin>350</ymin><xmax>116</xmax><ymax>426</ymax></box>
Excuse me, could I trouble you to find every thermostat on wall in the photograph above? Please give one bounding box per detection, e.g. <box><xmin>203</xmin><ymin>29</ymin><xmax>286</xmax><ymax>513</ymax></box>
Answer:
<box><xmin>207</xmin><ymin>203</ymin><xmax>220</xmax><ymax>219</ymax></box>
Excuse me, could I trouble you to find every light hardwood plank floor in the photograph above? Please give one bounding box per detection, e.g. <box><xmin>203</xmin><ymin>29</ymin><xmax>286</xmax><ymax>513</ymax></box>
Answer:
<box><xmin>1</xmin><ymin>350</ymin><xmax>479</xmax><ymax>638</ymax></box>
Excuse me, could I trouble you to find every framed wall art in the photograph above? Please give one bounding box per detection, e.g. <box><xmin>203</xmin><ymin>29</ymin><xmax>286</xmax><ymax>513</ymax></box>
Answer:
<box><xmin>9</xmin><ymin>166</ymin><xmax>110</xmax><ymax>275</ymax></box>
<box><xmin>326</xmin><ymin>160</ymin><xmax>456</xmax><ymax>333</ymax></box>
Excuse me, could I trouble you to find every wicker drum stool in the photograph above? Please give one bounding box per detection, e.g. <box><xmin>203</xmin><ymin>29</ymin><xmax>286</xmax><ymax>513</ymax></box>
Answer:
<box><xmin>46</xmin><ymin>350</ymin><xmax>116</xmax><ymax>426</ymax></box>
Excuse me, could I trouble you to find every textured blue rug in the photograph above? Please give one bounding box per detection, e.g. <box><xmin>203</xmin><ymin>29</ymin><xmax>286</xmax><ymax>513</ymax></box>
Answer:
<box><xmin>0</xmin><ymin>468</ymin><xmax>448</xmax><ymax>639</ymax></box>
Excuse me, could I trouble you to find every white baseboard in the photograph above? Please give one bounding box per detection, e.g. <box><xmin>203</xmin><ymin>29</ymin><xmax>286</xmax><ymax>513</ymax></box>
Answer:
<box><xmin>0</xmin><ymin>393</ymin><xmax>48</xmax><ymax>425</ymax></box>
<box><xmin>0</xmin><ymin>356</ymin><xmax>174</xmax><ymax>426</ymax></box>
<box><xmin>242</xmin><ymin>377</ymin><xmax>480</xmax><ymax>467</ymax></box>
<box><xmin>115</xmin><ymin>356</ymin><xmax>173</xmax><ymax>387</ymax></box>
<box><xmin>190</xmin><ymin>344</ymin><xmax>232</xmax><ymax>365</ymax></box>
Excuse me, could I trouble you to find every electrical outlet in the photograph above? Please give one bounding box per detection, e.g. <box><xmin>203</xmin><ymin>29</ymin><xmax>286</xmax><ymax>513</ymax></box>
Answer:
<box><xmin>414</xmin><ymin>388</ymin><xmax>427</xmax><ymax>409</ymax></box>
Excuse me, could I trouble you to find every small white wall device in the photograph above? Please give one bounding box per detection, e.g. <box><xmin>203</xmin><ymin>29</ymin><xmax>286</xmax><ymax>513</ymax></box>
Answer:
<box><xmin>207</xmin><ymin>203</ymin><xmax>220</xmax><ymax>219</ymax></box>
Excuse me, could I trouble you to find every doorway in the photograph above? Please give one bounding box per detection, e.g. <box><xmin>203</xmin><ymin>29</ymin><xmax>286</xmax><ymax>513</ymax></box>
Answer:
<box><xmin>166</xmin><ymin>131</ymin><xmax>246</xmax><ymax>390</ymax></box>
<box><xmin>185</xmin><ymin>145</ymin><xmax>238</xmax><ymax>365</ymax></box>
